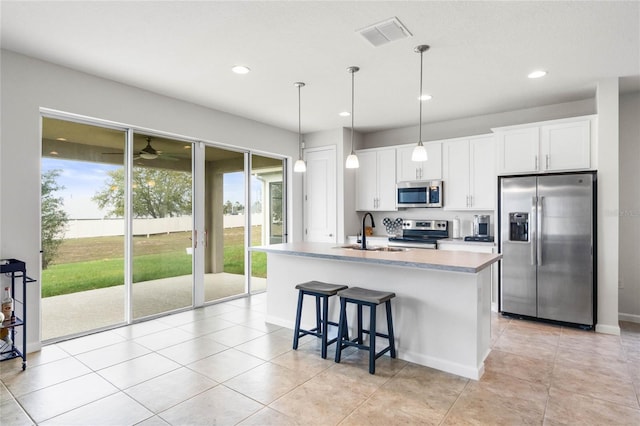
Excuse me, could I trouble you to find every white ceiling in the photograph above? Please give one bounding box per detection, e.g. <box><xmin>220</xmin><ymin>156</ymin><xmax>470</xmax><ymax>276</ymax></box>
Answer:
<box><xmin>2</xmin><ymin>1</ymin><xmax>639</xmax><ymax>134</ymax></box>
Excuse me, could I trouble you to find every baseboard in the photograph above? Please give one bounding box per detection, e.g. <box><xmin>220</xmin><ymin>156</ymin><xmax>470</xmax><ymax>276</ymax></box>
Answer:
<box><xmin>399</xmin><ymin>349</ymin><xmax>484</xmax><ymax>381</ymax></box>
<box><xmin>619</xmin><ymin>312</ymin><xmax>640</xmax><ymax>324</ymax></box>
<box><xmin>595</xmin><ymin>323</ymin><xmax>621</xmax><ymax>335</ymax></box>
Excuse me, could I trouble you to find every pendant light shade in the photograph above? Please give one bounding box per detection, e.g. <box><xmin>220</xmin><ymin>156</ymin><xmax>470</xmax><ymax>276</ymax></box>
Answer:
<box><xmin>293</xmin><ymin>82</ymin><xmax>306</xmax><ymax>173</ymax></box>
<box><xmin>345</xmin><ymin>66</ymin><xmax>360</xmax><ymax>169</ymax></box>
<box><xmin>412</xmin><ymin>45</ymin><xmax>430</xmax><ymax>163</ymax></box>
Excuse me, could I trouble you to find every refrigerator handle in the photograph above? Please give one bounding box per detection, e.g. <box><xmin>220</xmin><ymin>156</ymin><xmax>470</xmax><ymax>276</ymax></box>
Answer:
<box><xmin>537</xmin><ymin>196</ymin><xmax>543</xmax><ymax>266</ymax></box>
<box><xmin>531</xmin><ymin>196</ymin><xmax>537</xmax><ymax>266</ymax></box>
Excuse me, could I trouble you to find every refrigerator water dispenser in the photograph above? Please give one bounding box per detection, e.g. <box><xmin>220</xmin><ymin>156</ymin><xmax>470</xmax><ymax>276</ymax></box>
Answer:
<box><xmin>509</xmin><ymin>212</ymin><xmax>529</xmax><ymax>242</ymax></box>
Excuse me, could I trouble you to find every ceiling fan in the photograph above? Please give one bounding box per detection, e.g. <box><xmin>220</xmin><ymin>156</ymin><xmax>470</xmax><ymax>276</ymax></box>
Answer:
<box><xmin>137</xmin><ymin>137</ymin><xmax>160</xmax><ymax>160</ymax></box>
<box><xmin>103</xmin><ymin>137</ymin><xmax>180</xmax><ymax>161</ymax></box>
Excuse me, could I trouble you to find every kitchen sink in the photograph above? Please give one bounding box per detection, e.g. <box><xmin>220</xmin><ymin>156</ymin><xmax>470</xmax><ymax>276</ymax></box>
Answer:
<box><xmin>334</xmin><ymin>244</ymin><xmax>407</xmax><ymax>252</ymax></box>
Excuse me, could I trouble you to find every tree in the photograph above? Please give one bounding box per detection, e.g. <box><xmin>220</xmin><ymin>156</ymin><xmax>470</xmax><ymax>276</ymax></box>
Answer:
<box><xmin>93</xmin><ymin>167</ymin><xmax>192</xmax><ymax>218</ymax></box>
<box><xmin>41</xmin><ymin>169</ymin><xmax>69</xmax><ymax>269</ymax></box>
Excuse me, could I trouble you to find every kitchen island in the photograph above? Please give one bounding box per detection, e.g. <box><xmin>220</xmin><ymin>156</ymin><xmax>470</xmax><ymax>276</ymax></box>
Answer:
<box><xmin>251</xmin><ymin>242</ymin><xmax>502</xmax><ymax>380</ymax></box>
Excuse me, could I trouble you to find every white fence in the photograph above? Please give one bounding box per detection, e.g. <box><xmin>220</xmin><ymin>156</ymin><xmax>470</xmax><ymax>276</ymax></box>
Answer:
<box><xmin>64</xmin><ymin>214</ymin><xmax>263</xmax><ymax>239</ymax></box>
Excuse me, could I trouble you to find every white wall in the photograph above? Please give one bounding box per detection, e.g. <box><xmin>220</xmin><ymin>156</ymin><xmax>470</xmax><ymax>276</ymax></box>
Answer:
<box><xmin>364</xmin><ymin>99</ymin><xmax>595</xmax><ymax>149</ymax></box>
<box><xmin>596</xmin><ymin>79</ymin><xmax>621</xmax><ymax>334</ymax></box>
<box><xmin>301</xmin><ymin>127</ymin><xmax>361</xmax><ymax>243</ymax></box>
<box><xmin>619</xmin><ymin>91</ymin><xmax>640</xmax><ymax>322</ymax></box>
<box><xmin>0</xmin><ymin>50</ymin><xmax>300</xmax><ymax>351</ymax></box>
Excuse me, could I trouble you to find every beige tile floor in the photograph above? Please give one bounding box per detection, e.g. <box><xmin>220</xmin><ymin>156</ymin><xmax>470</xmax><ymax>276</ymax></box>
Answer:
<box><xmin>1</xmin><ymin>293</ymin><xmax>639</xmax><ymax>425</ymax></box>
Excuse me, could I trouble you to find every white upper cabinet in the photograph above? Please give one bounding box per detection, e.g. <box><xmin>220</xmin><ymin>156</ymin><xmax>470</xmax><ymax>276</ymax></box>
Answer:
<box><xmin>443</xmin><ymin>135</ymin><xmax>496</xmax><ymax>210</ymax></box>
<box><xmin>356</xmin><ymin>148</ymin><xmax>397</xmax><ymax>211</ymax></box>
<box><xmin>496</xmin><ymin>127</ymin><xmax>539</xmax><ymax>174</ymax></box>
<box><xmin>396</xmin><ymin>142</ymin><xmax>442</xmax><ymax>182</ymax></box>
<box><xmin>494</xmin><ymin>116</ymin><xmax>593</xmax><ymax>174</ymax></box>
<box><xmin>541</xmin><ymin>120</ymin><xmax>591</xmax><ymax>171</ymax></box>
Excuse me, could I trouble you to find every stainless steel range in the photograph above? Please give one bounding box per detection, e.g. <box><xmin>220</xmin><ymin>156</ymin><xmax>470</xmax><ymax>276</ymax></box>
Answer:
<box><xmin>388</xmin><ymin>219</ymin><xmax>449</xmax><ymax>249</ymax></box>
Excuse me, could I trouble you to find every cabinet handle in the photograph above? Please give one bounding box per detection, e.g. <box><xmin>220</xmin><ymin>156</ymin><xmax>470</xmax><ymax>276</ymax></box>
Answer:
<box><xmin>545</xmin><ymin>154</ymin><xmax>550</xmax><ymax>170</ymax></box>
<box><xmin>415</xmin><ymin>169</ymin><xmax>419</xmax><ymax>180</ymax></box>
<box><xmin>535</xmin><ymin>155</ymin><xmax>539</xmax><ymax>170</ymax></box>
<box><xmin>469</xmin><ymin>195</ymin><xmax>473</xmax><ymax>207</ymax></box>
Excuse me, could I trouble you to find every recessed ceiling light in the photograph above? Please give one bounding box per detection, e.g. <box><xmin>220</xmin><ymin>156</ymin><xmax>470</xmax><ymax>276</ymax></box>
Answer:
<box><xmin>49</xmin><ymin>151</ymin><xmax>59</xmax><ymax>156</ymax></box>
<box><xmin>339</xmin><ymin>111</ymin><xmax>351</xmax><ymax>117</ymax></box>
<box><xmin>418</xmin><ymin>94</ymin><xmax>432</xmax><ymax>101</ymax></box>
<box><xmin>528</xmin><ymin>70</ymin><xmax>547</xmax><ymax>79</ymax></box>
<box><xmin>232</xmin><ymin>65</ymin><xmax>250</xmax><ymax>74</ymax></box>
<box><xmin>56</xmin><ymin>137</ymin><xmax>67</xmax><ymax>141</ymax></box>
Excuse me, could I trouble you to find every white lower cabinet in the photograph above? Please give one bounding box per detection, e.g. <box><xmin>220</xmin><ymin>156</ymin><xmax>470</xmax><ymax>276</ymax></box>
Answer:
<box><xmin>438</xmin><ymin>241</ymin><xmax>498</xmax><ymax>312</ymax></box>
<box><xmin>356</xmin><ymin>148</ymin><xmax>396</xmax><ymax>211</ymax></box>
<box><xmin>443</xmin><ymin>135</ymin><xmax>496</xmax><ymax>210</ymax></box>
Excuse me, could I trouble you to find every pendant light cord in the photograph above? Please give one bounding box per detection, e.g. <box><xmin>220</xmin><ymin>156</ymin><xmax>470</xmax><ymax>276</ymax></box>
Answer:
<box><xmin>418</xmin><ymin>48</ymin><xmax>423</xmax><ymax>145</ymax></box>
<box><xmin>350</xmin><ymin>69</ymin><xmax>355</xmax><ymax>154</ymax></box>
<box><xmin>298</xmin><ymin>84</ymin><xmax>302</xmax><ymax>158</ymax></box>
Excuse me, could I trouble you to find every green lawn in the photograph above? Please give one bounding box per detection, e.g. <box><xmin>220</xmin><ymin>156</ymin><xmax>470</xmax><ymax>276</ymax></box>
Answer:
<box><xmin>42</xmin><ymin>227</ymin><xmax>267</xmax><ymax>298</ymax></box>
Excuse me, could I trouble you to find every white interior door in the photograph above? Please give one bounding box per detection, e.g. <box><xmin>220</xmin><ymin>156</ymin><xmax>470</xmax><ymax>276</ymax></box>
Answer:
<box><xmin>304</xmin><ymin>146</ymin><xmax>337</xmax><ymax>243</ymax></box>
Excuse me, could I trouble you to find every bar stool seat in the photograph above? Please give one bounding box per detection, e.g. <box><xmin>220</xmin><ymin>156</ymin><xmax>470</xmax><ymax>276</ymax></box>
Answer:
<box><xmin>292</xmin><ymin>281</ymin><xmax>348</xmax><ymax>359</ymax></box>
<box><xmin>334</xmin><ymin>287</ymin><xmax>396</xmax><ymax>374</ymax></box>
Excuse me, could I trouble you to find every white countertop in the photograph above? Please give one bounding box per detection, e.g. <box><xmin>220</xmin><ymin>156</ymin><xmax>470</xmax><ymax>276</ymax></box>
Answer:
<box><xmin>251</xmin><ymin>242</ymin><xmax>501</xmax><ymax>273</ymax></box>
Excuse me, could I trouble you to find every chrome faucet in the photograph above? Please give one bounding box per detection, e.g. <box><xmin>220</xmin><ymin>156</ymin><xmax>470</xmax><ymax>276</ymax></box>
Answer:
<box><xmin>361</xmin><ymin>212</ymin><xmax>376</xmax><ymax>250</ymax></box>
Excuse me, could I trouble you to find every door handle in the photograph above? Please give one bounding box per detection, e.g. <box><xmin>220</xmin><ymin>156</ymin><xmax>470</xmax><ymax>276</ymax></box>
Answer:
<box><xmin>193</xmin><ymin>230</ymin><xmax>197</xmax><ymax>249</ymax></box>
<box><xmin>537</xmin><ymin>196</ymin><xmax>543</xmax><ymax>266</ymax></box>
<box><xmin>531</xmin><ymin>196</ymin><xmax>537</xmax><ymax>266</ymax></box>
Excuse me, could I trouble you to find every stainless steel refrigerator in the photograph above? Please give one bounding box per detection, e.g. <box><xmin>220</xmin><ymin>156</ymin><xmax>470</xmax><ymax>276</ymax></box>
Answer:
<box><xmin>499</xmin><ymin>172</ymin><xmax>596</xmax><ymax>327</ymax></box>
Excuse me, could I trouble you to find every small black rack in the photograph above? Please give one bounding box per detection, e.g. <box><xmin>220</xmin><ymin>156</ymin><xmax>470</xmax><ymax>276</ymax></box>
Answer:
<box><xmin>1</xmin><ymin>258</ymin><xmax>36</xmax><ymax>370</ymax></box>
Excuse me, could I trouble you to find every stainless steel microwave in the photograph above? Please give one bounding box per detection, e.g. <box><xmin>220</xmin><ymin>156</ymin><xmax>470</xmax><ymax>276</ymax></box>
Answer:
<box><xmin>396</xmin><ymin>180</ymin><xmax>443</xmax><ymax>208</ymax></box>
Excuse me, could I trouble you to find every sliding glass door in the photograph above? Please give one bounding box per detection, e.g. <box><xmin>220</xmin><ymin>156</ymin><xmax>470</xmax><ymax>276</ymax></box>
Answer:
<box><xmin>130</xmin><ymin>133</ymin><xmax>194</xmax><ymax>319</ymax></box>
<box><xmin>202</xmin><ymin>145</ymin><xmax>248</xmax><ymax>303</ymax></box>
<box><xmin>41</xmin><ymin>114</ymin><xmax>287</xmax><ymax>341</ymax></box>
<box><xmin>249</xmin><ymin>154</ymin><xmax>286</xmax><ymax>293</ymax></box>
<box><xmin>41</xmin><ymin>117</ymin><xmax>128</xmax><ymax>341</ymax></box>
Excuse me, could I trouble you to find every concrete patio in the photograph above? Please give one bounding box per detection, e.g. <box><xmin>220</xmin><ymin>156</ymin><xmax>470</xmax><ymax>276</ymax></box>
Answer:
<box><xmin>41</xmin><ymin>273</ymin><xmax>266</xmax><ymax>341</ymax></box>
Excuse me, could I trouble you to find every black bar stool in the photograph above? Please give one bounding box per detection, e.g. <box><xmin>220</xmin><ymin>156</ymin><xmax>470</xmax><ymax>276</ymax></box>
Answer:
<box><xmin>334</xmin><ymin>287</ymin><xmax>396</xmax><ymax>374</ymax></box>
<box><xmin>292</xmin><ymin>281</ymin><xmax>348</xmax><ymax>359</ymax></box>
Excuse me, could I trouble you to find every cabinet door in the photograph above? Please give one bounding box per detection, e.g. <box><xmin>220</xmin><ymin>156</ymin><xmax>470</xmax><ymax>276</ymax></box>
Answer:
<box><xmin>396</xmin><ymin>146</ymin><xmax>421</xmax><ymax>182</ymax></box>
<box><xmin>469</xmin><ymin>136</ymin><xmax>496</xmax><ymax>210</ymax></box>
<box><xmin>421</xmin><ymin>142</ymin><xmax>442</xmax><ymax>180</ymax></box>
<box><xmin>496</xmin><ymin>128</ymin><xmax>539</xmax><ymax>174</ymax></box>
<box><xmin>541</xmin><ymin>120</ymin><xmax>590</xmax><ymax>171</ymax></box>
<box><xmin>376</xmin><ymin>149</ymin><xmax>397</xmax><ymax>211</ymax></box>
<box><xmin>443</xmin><ymin>139</ymin><xmax>471</xmax><ymax>209</ymax></box>
<box><xmin>355</xmin><ymin>151</ymin><xmax>377</xmax><ymax>211</ymax></box>
<box><xmin>395</xmin><ymin>142</ymin><xmax>442</xmax><ymax>181</ymax></box>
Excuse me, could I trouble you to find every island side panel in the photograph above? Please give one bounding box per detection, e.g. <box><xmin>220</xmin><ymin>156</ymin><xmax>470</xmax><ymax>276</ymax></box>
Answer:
<box><xmin>265</xmin><ymin>252</ymin><xmax>491</xmax><ymax>380</ymax></box>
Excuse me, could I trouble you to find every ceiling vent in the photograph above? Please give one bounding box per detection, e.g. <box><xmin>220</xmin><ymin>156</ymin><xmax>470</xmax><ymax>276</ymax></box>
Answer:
<box><xmin>357</xmin><ymin>17</ymin><xmax>412</xmax><ymax>47</ymax></box>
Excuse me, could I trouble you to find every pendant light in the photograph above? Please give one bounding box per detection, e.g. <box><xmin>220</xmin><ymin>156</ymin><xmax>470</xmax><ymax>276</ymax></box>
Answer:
<box><xmin>293</xmin><ymin>82</ymin><xmax>306</xmax><ymax>173</ymax></box>
<box><xmin>412</xmin><ymin>45</ymin><xmax>430</xmax><ymax>162</ymax></box>
<box><xmin>345</xmin><ymin>66</ymin><xmax>360</xmax><ymax>169</ymax></box>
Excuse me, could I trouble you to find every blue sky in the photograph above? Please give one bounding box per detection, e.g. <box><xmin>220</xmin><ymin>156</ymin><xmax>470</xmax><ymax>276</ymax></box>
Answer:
<box><xmin>42</xmin><ymin>159</ymin><xmax>259</xmax><ymax>219</ymax></box>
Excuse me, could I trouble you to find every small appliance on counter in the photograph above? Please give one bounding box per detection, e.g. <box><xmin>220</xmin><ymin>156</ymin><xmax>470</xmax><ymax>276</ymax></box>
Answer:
<box><xmin>464</xmin><ymin>215</ymin><xmax>494</xmax><ymax>242</ymax></box>
<box><xmin>388</xmin><ymin>219</ymin><xmax>448</xmax><ymax>249</ymax></box>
